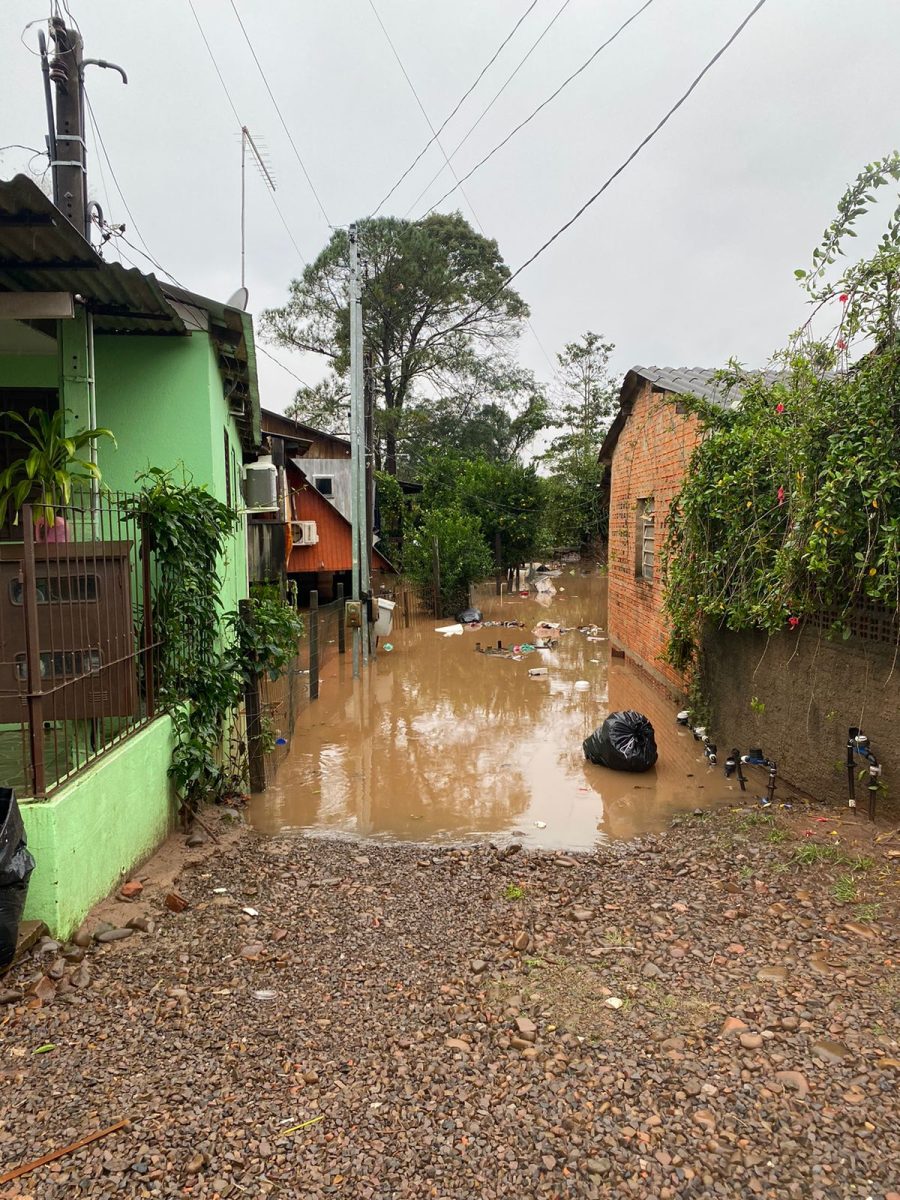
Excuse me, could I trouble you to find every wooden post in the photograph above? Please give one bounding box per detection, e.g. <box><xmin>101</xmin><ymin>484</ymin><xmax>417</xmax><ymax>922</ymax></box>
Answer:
<box><xmin>494</xmin><ymin>529</ymin><xmax>503</xmax><ymax>596</ymax></box>
<box><xmin>239</xmin><ymin>599</ymin><xmax>267</xmax><ymax>794</ymax></box>
<box><xmin>337</xmin><ymin>581</ymin><xmax>346</xmax><ymax>654</ymax></box>
<box><xmin>310</xmin><ymin>590</ymin><xmax>320</xmax><ymax>699</ymax></box>
<box><xmin>403</xmin><ymin>583</ymin><xmax>411</xmax><ymax>628</ymax></box>
<box><xmin>432</xmin><ymin>538</ymin><xmax>441</xmax><ymax>619</ymax></box>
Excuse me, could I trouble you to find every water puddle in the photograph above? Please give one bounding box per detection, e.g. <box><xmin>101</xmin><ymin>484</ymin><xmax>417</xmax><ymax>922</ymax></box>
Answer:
<box><xmin>250</xmin><ymin>570</ymin><xmax>734</xmax><ymax>848</ymax></box>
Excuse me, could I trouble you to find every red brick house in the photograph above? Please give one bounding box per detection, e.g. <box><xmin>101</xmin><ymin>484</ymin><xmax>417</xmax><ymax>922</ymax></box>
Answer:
<box><xmin>599</xmin><ymin>366</ymin><xmax>779</xmax><ymax>696</ymax></box>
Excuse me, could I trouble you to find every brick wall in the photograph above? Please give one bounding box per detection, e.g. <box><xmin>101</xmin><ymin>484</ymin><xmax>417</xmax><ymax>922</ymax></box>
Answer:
<box><xmin>607</xmin><ymin>381</ymin><xmax>701</xmax><ymax>695</ymax></box>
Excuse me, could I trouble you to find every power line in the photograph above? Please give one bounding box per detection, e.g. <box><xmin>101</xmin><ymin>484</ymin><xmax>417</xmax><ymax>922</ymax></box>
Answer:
<box><xmin>365</xmin><ymin>0</ymin><xmax>485</xmax><ymax>231</ymax></box>
<box><xmin>364</xmin><ymin>0</ymin><xmax>554</xmax><ymax>378</ymax></box>
<box><xmin>227</xmin><ymin>0</ymin><xmax>332</xmax><ymax>228</ymax></box>
<box><xmin>423</xmin><ymin>0</ymin><xmax>658</xmax><ymax>218</ymax></box>
<box><xmin>436</xmin><ymin>0</ymin><xmax>770</xmax><ymax>343</ymax></box>
<box><xmin>83</xmin><ymin>91</ymin><xmax>183</xmax><ymax>284</ymax></box>
<box><xmin>405</xmin><ymin>0</ymin><xmax>573</xmax><ymax>216</ymax></box>
<box><xmin>370</xmin><ymin>0</ymin><xmax>539</xmax><ymax>217</ymax></box>
<box><xmin>185</xmin><ymin>0</ymin><xmax>243</xmax><ymax>126</ymax></box>
<box><xmin>256</xmin><ymin>343</ymin><xmax>312</xmax><ymax>389</ymax></box>
<box><xmin>185</xmin><ymin>0</ymin><xmax>310</xmax><ymax>271</ymax></box>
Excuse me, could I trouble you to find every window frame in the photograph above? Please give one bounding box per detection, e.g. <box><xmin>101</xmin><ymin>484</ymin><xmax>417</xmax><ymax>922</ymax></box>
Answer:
<box><xmin>313</xmin><ymin>475</ymin><xmax>334</xmax><ymax>497</ymax></box>
<box><xmin>635</xmin><ymin>496</ymin><xmax>656</xmax><ymax>582</ymax></box>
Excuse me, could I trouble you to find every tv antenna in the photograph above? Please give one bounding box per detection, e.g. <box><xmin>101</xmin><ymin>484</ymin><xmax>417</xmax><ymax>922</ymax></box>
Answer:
<box><xmin>241</xmin><ymin>126</ymin><xmax>276</xmax><ymax>289</ymax></box>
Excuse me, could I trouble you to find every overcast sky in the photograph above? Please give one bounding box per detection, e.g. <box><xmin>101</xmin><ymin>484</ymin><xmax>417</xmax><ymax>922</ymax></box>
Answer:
<box><xmin>3</xmin><ymin>0</ymin><xmax>899</xmax><ymax>413</ymax></box>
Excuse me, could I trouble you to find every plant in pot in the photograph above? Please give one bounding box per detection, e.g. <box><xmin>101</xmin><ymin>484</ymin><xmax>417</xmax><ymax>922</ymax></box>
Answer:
<box><xmin>0</xmin><ymin>407</ymin><xmax>115</xmax><ymax>541</ymax></box>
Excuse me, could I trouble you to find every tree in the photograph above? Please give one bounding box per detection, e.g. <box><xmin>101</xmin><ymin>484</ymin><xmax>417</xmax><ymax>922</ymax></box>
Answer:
<box><xmin>401</xmin><ymin>355</ymin><xmax>549</xmax><ymax>473</ymax></box>
<box><xmin>418</xmin><ymin>452</ymin><xmax>545</xmax><ymax>570</ymax></box>
<box><xmin>404</xmin><ymin>506</ymin><xmax>493</xmax><ymax>616</ymax></box>
<box><xmin>541</xmin><ymin>331</ymin><xmax>619</xmax><ymax>553</ymax></box>
<box><xmin>262</xmin><ymin>212</ymin><xmax>530</xmax><ymax>475</ymax></box>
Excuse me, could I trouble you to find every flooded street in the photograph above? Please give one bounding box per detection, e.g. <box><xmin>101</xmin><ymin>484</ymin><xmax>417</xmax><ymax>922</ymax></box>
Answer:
<box><xmin>251</xmin><ymin>569</ymin><xmax>732</xmax><ymax>847</ymax></box>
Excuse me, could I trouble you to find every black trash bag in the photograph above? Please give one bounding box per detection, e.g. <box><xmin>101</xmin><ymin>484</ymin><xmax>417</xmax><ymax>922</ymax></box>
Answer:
<box><xmin>456</xmin><ymin>607</ymin><xmax>483</xmax><ymax>625</ymax></box>
<box><xmin>0</xmin><ymin>788</ymin><xmax>36</xmax><ymax>972</ymax></box>
<box><xmin>583</xmin><ymin>710</ymin><xmax>658</xmax><ymax>772</ymax></box>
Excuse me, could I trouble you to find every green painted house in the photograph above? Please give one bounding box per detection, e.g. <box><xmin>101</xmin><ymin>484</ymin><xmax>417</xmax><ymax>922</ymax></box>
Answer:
<box><xmin>0</xmin><ymin>175</ymin><xmax>261</xmax><ymax>936</ymax></box>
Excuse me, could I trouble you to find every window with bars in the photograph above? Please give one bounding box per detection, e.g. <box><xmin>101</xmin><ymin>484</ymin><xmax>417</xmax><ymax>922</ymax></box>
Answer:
<box><xmin>636</xmin><ymin>497</ymin><xmax>655</xmax><ymax>581</ymax></box>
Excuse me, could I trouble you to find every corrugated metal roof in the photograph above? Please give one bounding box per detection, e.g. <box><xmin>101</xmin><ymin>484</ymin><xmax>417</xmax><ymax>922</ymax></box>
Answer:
<box><xmin>0</xmin><ymin>174</ymin><xmax>184</xmax><ymax>335</ymax></box>
<box><xmin>297</xmin><ymin>458</ymin><xmax>353</xmax><ymax>522</ymax></box>
<box><xmin>0</xmin><ymin>176</ymin><xmax>261</xmax><ymax>449</ymax></box>
<box><xmin>287</xmin><ymin>462</ymin><xmax>391</xmax><ymax>574</ymax></box>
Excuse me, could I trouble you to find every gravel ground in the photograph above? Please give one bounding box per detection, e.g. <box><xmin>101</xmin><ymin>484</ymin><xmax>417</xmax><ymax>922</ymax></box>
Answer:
<box><xmin>0</xmin><ymin>807</ymin><xmax>898</xmax><ymax>1200</ymax></box>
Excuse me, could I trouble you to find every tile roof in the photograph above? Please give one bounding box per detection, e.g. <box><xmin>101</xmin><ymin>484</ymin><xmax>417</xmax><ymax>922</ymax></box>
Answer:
<box><xmin>629</xmin><ymin>365</ymin><xmax>784</xmax><ymax>409</ymax></box>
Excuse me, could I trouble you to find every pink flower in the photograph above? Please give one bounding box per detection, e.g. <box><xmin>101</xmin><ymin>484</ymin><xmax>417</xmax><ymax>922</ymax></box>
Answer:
<box><xmin>775</xmin><ymin>402</ymin><xmax>785</xmax><ymax>414</ymax></box>
<box><xmin>777</xmin><ymin>486</ymin><xmax>785</xmax><ymax>506</ymax></box>
<box><xmin>839</xmin><ymin>293</ymin><xmax>848</xmax><ymax>303</ymax></box>
<box><xmin>788</xmin><ymin>616</ymin><xmax>800</xmax><ymax>630</ymax></box>
<box><xmin>836</xmin><ymin>338</ymin><xmax>847</xmax><ymax>351</ymax></box>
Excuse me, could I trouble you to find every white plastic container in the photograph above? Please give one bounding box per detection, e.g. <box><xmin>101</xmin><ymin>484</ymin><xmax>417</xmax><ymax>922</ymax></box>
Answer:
<box><xmin>374</xmin><ymin>597</ymin><xmax>396</xmax><ymax>638</ymax></box>
<box><xmin>574</xmin><ymin>680</ymin><xmax>590</xmax><ymax>691</ymax></box>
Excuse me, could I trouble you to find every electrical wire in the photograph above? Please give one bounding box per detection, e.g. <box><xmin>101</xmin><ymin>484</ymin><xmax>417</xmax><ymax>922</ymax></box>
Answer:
<box><xmin>84</xmin><ymin>91</ymin><xmax>183</xmax><ymax>284</ymax></box>
<box><xmin>435</xmin><ymin>0</ymin><xmax>770</xmax><ymax>342</ymax></box>
<box><xmin>227</xmin><ymin>0</ymin><xmax>332</xmax><ymax>228</ymax></box>
<box><xmin>256</xmin><ymin>343</ymin><xmax>312</xmax><ymax>389</ymax></box>
<box><xmin>422</xmin><ymin>0</ymin><xmax>658</xmax><ymax>218</ymax></box>
<box><xmin>405</xmin><ymin>0</ymin><xmax>573</xmax><ymax>216</ymax></box>
<box><xmin>370</xmin><ymin>0</ymin><xmax>539</xmax><ymax>217</ymax></box>
<box><xmin>364</xmin><ymin>0</ymin><xmax>555</xmax><ymax>377</ymax></box>
<box><xmin>185</xmin><ymin>0</ymin><xmax>243</xmax><ymax>126</ymax></box>
<box><xmin>0</xmin><ymin>143</ymin><xmax>46</xmax><ymax>156</ymax></box>
<box><xmin>365</xmin><ymin>0</ymin><xmax>485</xmax><ymax>232</ymax></box>
<box><xmin>184</xmin><ymin>0</ymin><xmax>310</xmax><ymax>271</ymax></box>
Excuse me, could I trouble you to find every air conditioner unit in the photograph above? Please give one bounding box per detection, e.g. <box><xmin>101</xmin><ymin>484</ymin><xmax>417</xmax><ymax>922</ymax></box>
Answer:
<box><xmin>290</xmin><ymin>520</ymin><xmax>319</xmax><ymax>546</ymax></box>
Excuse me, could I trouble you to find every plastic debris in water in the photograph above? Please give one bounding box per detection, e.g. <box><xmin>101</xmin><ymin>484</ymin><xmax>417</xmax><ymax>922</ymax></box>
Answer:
<box><xmin>275</xmin><ymin>737</ymin><xmax>287</xmax><ymax>746</ymax></box>
<box><xmin>574</xmin><ymin>680</ymin><xmax>590</xmax><ymax>691</ymax></box>
<box><xmin>383</xmin><ymin>643</ymin><xmax>393</xmax><ymax>652</ymax></box>
<box><xmin>533</xmin><ymin>820</ymin><xmax>547</xmax><ymax>829</ymax></box>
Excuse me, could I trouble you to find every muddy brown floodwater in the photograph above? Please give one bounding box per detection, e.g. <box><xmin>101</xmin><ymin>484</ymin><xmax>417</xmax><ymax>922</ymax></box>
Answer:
<box><xmin>251</xmin><ymin>569</ymin><xmax>740</xmax><ymax>848</ymax></box>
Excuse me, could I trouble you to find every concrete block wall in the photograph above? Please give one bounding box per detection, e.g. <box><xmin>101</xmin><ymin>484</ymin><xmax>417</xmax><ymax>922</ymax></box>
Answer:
<box><xmin>606</xmin><ymin>382</ymin><xmax>701</xmax><ymax>695</ymax></box>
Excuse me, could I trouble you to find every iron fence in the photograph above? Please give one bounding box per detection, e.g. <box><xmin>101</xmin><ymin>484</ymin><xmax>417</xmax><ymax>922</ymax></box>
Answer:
<box><xmin>0</xmin><ymin>493</ymin><xmax>163</xmax><ymax>798</ymax></box>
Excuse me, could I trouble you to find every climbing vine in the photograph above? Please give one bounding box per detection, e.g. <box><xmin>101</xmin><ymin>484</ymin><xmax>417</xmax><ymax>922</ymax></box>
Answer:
<box><xmin>128</xmin><ymin>469</ymin><xmax>302</xmax><ymax>817</ymax></box>
<box><xmin>663</xmin><ymin>156</ymin><xmax>900</xmax><ymax>671</ymax></box>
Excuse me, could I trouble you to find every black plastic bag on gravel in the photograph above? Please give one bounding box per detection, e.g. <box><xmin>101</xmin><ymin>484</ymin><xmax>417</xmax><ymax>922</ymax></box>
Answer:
<box><xmin>0</xmin><ymin>788</ymin><xmax>36</xmax><ymax>971</ymax></box>
<box><xmin>583</xmin><ymin>711</ymin><xmax>658</xmax><ymax>772</ymax></box>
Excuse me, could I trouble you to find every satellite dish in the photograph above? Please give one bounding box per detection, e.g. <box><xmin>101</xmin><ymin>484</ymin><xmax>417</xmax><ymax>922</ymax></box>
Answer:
<box><xmin>226</xmin><ymin>286</ymin><xmax>250</xmax><ymax>311</ymax></box>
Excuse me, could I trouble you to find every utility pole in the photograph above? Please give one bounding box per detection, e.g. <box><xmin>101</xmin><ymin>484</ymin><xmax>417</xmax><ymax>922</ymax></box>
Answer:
<box><xmin>42</xmin><ymin>19</ymin><xmax>126</xmax><ymax>519</ymax></box>
<box><xmin>348</xmin><ymin>224</ymin><xmax>366</xmax><ymax>675</ymax></box>
<box><xmin>364</xmin><ymin>346</ymin><xmax>375</xmax><ymax>645</ymax></box>
<box><xmin>49</xmin><ymin>17</ymin><xmax>87</xmax><ymax>236</ymax></box>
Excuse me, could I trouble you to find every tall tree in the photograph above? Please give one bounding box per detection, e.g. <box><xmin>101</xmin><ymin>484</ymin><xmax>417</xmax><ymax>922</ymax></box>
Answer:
<box><xmin>541</xmin><ymin>331</ymin><xmax>619</xmax><ymax>552</ymax></box>
<box><xmin>262</xmin><ymin>213</ymin><xmax>530</xmax><ymax>475</ymax></box>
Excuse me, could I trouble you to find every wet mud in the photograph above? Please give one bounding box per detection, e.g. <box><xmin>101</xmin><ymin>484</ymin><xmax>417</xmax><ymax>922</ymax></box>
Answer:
<box><xmin>251</xmin><ymin>570</ymin><xmax>738</xmax><ymax>847</ymax></box>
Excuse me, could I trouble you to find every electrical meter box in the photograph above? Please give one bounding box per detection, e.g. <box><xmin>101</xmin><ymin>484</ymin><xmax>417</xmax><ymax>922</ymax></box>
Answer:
<box><xmin>345</xmin><ymin>600</ymin><xmax>363</xmax><ymax>629</ymax></box>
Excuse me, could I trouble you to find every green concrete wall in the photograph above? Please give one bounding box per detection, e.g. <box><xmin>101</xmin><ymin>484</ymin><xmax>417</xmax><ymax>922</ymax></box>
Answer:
<box><xmin>0</xmin><ymin>354</ymin><xmax>58</xmax><ymax>388</ymax></box>
<box><xmin>89</xmin><ymin>333</ymin><xmax>248</xmax><ymax>613</ymax></box>
<box><xmin>19</xmin><ymin>715</ymin><xmax>177</xmax><ymax>939</ymax></box>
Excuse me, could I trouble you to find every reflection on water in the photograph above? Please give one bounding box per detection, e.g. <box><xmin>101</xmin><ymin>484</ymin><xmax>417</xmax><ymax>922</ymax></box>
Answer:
<box><xmin>250</xmin><ymin>570</ymin><xmax>733</xmax><ymax>848</ymax></box>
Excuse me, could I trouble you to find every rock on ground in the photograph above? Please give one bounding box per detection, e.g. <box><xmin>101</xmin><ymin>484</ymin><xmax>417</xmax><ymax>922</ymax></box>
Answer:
<box><xmin>0</xmin><ymin>809</ymin><xmax>897</xmax><ymax>1199</ymax></box>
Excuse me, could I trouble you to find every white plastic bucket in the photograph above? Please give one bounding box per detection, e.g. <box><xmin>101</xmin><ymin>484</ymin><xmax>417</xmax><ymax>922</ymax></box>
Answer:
<box><xmin>374</xmin><ymin>597</ymin><xmax>396</xmax><ymax>638</ymax></box>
